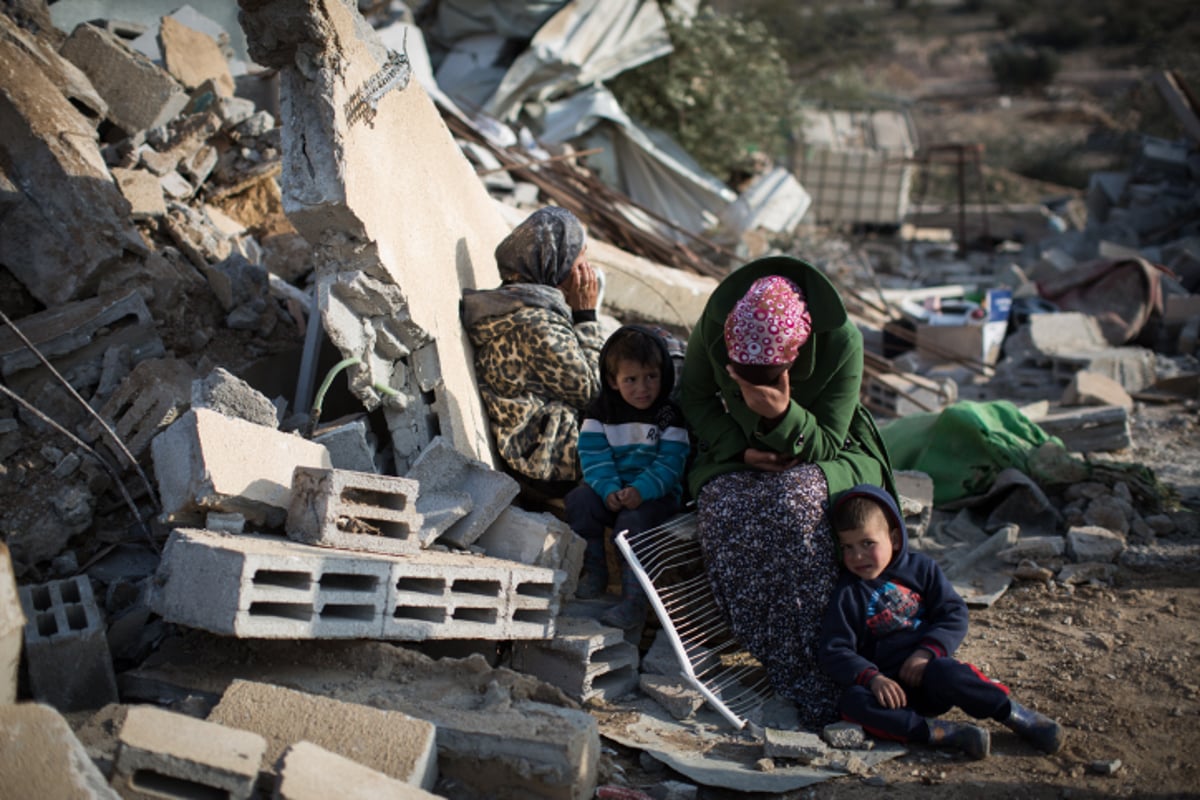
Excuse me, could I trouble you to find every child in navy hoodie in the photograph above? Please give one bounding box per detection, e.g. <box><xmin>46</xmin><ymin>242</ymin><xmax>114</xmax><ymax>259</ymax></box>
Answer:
<box><xmin>818</xmin><ymin>484</ymin><xmax>1064</xmax><ymax>759</ymax></box>
<box><xmin>565</xmin><ymin>325</ymin><xmax>690</xmax><ymax>629</ymax></box>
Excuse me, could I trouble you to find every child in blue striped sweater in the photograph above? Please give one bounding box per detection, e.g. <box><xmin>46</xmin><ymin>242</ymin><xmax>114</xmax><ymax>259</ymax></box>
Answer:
<box><xmin>565</xmin><ymin>325</ymin><xmax>690</xmax><ymax>629</ymax></box>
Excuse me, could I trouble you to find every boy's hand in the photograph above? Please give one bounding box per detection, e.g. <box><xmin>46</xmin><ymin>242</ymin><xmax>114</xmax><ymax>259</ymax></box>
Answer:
<box><xmin>743</xmin><ymin>448</ymin><xmax>800</xmax><ymax>472</ymax></box>
<box><xmin>726</xmin><ymin>364</ymin><xmax>791</xmax><ymax>420</ymax></box>
<box><xmin>870</xmin><ymin>674</ymin><xmax>907</xmax><ymax>709</ymax></box>
<box><xmin>616</xmin><ymin>486</ymin><xmax>643</xmax><ymax>509</ymax></box>
<box><xmin>604</xmin><ymin>491</ymin><xmax>622</xmax><ymax>512</ymax></box>
<box><xmin>899</xmin><ymin>650</ymin><xmax>933</xmax><ymax>687</ymax></box>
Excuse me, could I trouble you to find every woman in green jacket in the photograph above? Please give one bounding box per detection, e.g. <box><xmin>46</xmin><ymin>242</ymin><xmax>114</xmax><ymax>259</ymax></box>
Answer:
<box><xmin>679</xmin><ymin>255</ymin><xmax>895</xmax><ymax>727</ymax></box>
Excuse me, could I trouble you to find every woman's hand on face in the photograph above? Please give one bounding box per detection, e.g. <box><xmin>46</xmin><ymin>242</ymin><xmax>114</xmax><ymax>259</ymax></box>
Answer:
<box><xmin>743</xmin><ymin>448</ymin><xmax>800</xmax><ymax>472</ymax></box>
<box><xmin>560</xmin><ymin>252</ymin><xmax>598</xmax><ymax>312</ymax></box>
<box><xmin>726</xmin><ymin>364</ymin><xmax>791</xmax><ymax>420</ymax></box>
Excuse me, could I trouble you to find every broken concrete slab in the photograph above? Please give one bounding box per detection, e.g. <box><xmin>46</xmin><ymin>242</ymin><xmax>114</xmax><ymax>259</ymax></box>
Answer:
<box><xmin>1066</xmin><ymin>525</ymin><xmax>1127</xmax><ymax>563</ymax></box>
<box><xmin>1034</xmin><ymin>404</ymin><xmax>1132</xmax><ymax>453</ymax></box>
<box><xmin>239</xmin><ymin>0</ymin><xmax>510</xmax><ymax>473</ymax></box>
<box><xmin>159</xmin><ymin>14</ymin><xmax>236</xmax><ymax>97</ymax></box>
<box><xmin>0</xmin><ymin>702</ymin><xmax>121</xmax><ymax>799</ymax></box>
<box><xmin>60</xmin><ymin>22</ymin><xmax>189</xmax><ymax>135</ymax></box>
<box><xmin>1062</xmin><ymin>370</ymin><xmax>1134</xmax><ymax>410</ymax></box>
<box><xmin>111</xmin><ymin>166</ymin><xmax>168</xmax><ymax>219</ymax></box>
<box><xmin>128</xmin><ymin>635</ymin><xmax>599</xmax><ymax>800</ymax></box>
<box><xmin>406</xmin><ymin>437</ymin><xmax>520</xmax><ymax>549</ymax></box>
<box><xmin>151</xmin><ymin>407</ymin><xmax>332</xmax><ymax>526</ymax></box>
<box><xmin>473</xmin><ymin>504</ymin><xmax>584</xmax><ymax>577</ymax></box>
<box><xmin>88</xmin><ymin>357</ymin><xmax>196</xmax><ymax>464</ymax></box>
<box><xmin>0</xmin><ymin>542</ymin><xmax>23</xmax><ymax>705</ymax></box>
<box><xmin>113</xmin><ymin>704</ymin><xmax>267</xmax><ymax>800</ymax></box>
<box><xmin>0</xmin><ymin>11</ymin><xmax>106</xmax><ymax>119</ymax></box>
<box><xmin>0</xmin><ymin>33</ymin><xmax>142</xmax><ymax>306</ymax></box>
<box><xmin>311</xmin><ymin>415</ymin><xmax>379</xmax><ymax>472</ymax></box>
<box><xmin>209</xmin><ymin>679</ymin><xmax>438</xmax><ymax>792</ymax></box>
<box><xmin>18</xmin><ymin>575</ymin><xmax>118</xmax><ymax>712</ymax></box>
<box><xmin>276</xmin><ymin>740</ymin><xmax>444</xmax><ymax>800</ymax></box>
<box><xmin>152</xmin><ymin>528</ymin><xmax>563</xmax><ymax>640</ymax></box>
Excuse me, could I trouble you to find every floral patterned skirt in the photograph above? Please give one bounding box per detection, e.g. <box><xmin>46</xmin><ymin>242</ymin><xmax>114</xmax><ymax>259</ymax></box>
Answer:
<box><xmin>697</xmin><ymin>464</ymin><xmax>840</xmax><ymax>728</ymax></box>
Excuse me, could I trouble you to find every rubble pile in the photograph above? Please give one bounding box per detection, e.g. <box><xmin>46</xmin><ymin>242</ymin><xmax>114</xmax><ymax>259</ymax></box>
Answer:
<box><xmin>1</xmin><ymin>2</ymin><xmax>1199</xmax><ymax>799</ymax></box>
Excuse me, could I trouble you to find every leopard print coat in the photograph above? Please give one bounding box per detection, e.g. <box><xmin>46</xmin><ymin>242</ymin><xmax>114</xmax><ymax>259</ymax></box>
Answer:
<box><xmin>462</xmin><ymin>285</ymin><xmax>603</xmax><ymax>483</ymax></box>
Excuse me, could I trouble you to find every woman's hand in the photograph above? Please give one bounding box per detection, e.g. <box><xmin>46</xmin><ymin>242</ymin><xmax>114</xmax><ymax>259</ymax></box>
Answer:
<box><xmin>560</xmin><ymin>255</ymin><xmax>598</xmax><ymax>312</ymax></box>
<box><xmin>726</xmin><ymin>364</ymin><xmax>791</xmax><ymax>421</ymax></box>
<box><xmin>743</xmin><ymin>448</ymin><xmax>800</xmax><ymax>472</ymax></box>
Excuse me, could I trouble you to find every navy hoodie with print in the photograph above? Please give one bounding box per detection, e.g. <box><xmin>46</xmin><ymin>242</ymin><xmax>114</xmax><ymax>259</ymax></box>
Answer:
<box><xmin>819</xmin><ymin>484</ymin><xmax>970</xmax><ymax>689</ymax></box>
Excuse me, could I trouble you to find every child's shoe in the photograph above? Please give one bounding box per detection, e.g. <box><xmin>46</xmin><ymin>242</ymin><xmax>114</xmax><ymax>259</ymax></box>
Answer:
<box><xmin>925</xmin><ymin>719</ymin><xmax>990</xmax><ymax>760</ymax></box>
<box><xmin>1003</xmin><ymin>701</ymin><xmax>1064</xmax><ymax>754</ymax></box>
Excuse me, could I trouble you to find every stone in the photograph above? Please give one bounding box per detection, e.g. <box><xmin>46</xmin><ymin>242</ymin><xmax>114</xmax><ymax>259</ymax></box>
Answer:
<box><xmin>110</xmin><ymin>167</ymin><xmax>167</xmax><ymax>219</ymax></box>
<box><xmin>638</xmin><ymin>674</ymin><xmax>705</xmax><ymax>720</ymax></box>
<box><xmin>1062</xmin><ymin>370</ymin><xmax>1134</xmax><ymax>410</ymax></box>
<box><xmin>0</xmin><ymin>703</ymin><xmax>120</xmax><ymax>799</ymax></box>
<box><xmin>822</xmin><ymin>721</ymin><xmax>866</xmax><ymax>749</ymax></box>
<box><xmin>762</xmin><ymin>728</ymin><xmax>828</xmax><ymax>764</ymax></box>
<box><xmin>0</xmin><ymin>543</ymin><xmax>22</xmax><ymax>705</ymax></box>
<box><xmin>276</xmin><ymin>741</ymin><xmax>443</xmax><ymax>799</ymax></box>
<box><xmin>1066</xmin><ymin>526</ymin><xmax>1127</xmax><ymax>563</ymax></box>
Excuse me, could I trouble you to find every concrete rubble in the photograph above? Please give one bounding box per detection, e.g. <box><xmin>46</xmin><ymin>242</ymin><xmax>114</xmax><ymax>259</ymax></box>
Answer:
<box><xmin>0</xmin><ymin>1</ymin><xmax>1198</xmax><ymax>799</ymax></box>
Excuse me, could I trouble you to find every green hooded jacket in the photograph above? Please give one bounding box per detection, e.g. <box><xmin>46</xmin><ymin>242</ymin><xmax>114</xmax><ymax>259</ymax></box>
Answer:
<box><xmin>679</xmin><ymin>255</ymin><xmax>896</xmax><ymax>502</ymax></box>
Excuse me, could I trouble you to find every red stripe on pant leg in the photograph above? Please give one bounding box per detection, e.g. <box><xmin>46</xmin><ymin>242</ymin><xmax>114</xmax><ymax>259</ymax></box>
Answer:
<box><xmin>841</xmin><ymin>712</ymin><xmax>912</xmax><ymax>743</ymax></box>
<box><xmin>964</xmin><ymin>662</ymin><xmax>1010</xmax><ymax>695</ymax></box>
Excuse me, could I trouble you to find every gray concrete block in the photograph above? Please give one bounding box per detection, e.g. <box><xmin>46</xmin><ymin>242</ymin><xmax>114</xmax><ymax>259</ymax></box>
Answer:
<box><xmin>287</xmin><ymin>467</ymin><xmax>428</xmax><ymax>554</ymax></box>
<box><xmin>312</xmin><ymin>417</ymin><xmax>379</xmax><ymax>473</ymax></box>
<box><xmin>60</xmin><ymin>23</ymin><xmax>189</xmax><ymax>134</ymax></box>
<box><xmin>763</xmin><ymin>727</ymin><xmax>828</xmax><ymax>763</ymax></box>
<box><xmin>512</xmin><ymin>616</ymin><xmax>639</xmax><ymax>703</ymax></box>
<box><xmin>406</xmin><ymin>437</ymin><xmax>519</xmax><ymax>549</ymax></box>
<box><xmin>151</xmin><ymin>408</ymin><xmax>332</xmax><ymax>526</ymax></box>
<box><xmin>152</xmin><ymin>529</ymin><xmax>563</xmax><ymax>641</ymax></box>
<box><xmin>19</xmin><ymin>575</ymin><xmax>117</xmax><ymax>712</ymax></box>
<box><xmin>0</xmin><ymin>543</ymin><xmax>23</xmax><ymax>705</ymax></box>
<box><xmin>113</xmin><ymin>705</ymin><xmax>266</xmax><ymax>800</ymax></box>
<box><xmin>209</xmin><ymin>680</ymin><xmax>437</xmax><ymax>791</ymax></box>
<box><xmin>192</xmin><ymin>366</ymin><xmax>280</xmax><ymax>428</ymax></box>
<box><xmin>0</xmin><ymin>702</ymin><xmax>120</xmax><ymax>799</ymax></box>
<box><xmin>1066</xmin><ymin>525</ymin><xmax>1127</xmax><ymax>563</ymax></box>
<box><xmin>276</xmin><ymin>741</ymin><xmax>444</xmax><ymax>800</ymax></box>
<box><xmin>823</xmin><ymin>721</ymin><xmax>866</xmax><ymax>749</ymax></box>
<box><xmin>90</xmin><ymin>357</ymin><xmax>195</xmax><ymax>462</ymax></box>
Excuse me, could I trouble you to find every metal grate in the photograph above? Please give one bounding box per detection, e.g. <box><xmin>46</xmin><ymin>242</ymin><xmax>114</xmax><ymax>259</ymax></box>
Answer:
<box><xmin>615</xmin><ymin>512</ymin><xmax>774</xmax><ymax>733</ymax></box>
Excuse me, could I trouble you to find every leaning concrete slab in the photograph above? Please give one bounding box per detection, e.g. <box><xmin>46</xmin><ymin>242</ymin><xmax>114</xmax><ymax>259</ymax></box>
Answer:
<box><xmin>277</xmin><ymin>741</ymin><xmax>444</xmax><ymax>800</ymax></box>
<box><xmin>59</xmin><ymin>22</ymin><xmax>189</xmax><ymax>135</ymax></box>
<box><xmin>0</xmin><ymin>28</ymin><xmax>141</xmax><ymax>307</ymax></box>
<box><xmin>406</xmin><ymin>436</ymin><xmax>519</xmax><ymax>549</ymax></box>
<box><xmin>0</xmin><ymin>543</ymin><xmax>24</xmax><ymax>705</ymax></box>
<box><xmin>113</xmin><ymin>705</ymin><xmax>267</xmax><ymax>800</ymax></box>
<box><xmin>238</xmin><ymin>0</ymin><xmax>510</xmax><ymax>474</ymax></box>
<box><xmin>209</xmin><ymin>679</ymin><xmax>438</xmax><ymax>791</ymax></box>
<box><xmin>18</xmin><ymin>575</ymin><xmax>118</xmax><ymax>712</ymax></box>
<box><xmin>152</xmin><ymin>528</ymin><xmax>563</xmax><ymax>640</ymax></box>
<box><xmin>0</xmin><ymin>702</ymin><xmax>120</xmax><ymax>799</ymax></box>
<box><xmin>287</xmin><ymin>466</ymin><xmax>428</xmax><ymax>554</ymax></box>
<box><xmin>151</xmin><ymin>407</ymin><xmax>332</xmax><ymax>526</ymax></box>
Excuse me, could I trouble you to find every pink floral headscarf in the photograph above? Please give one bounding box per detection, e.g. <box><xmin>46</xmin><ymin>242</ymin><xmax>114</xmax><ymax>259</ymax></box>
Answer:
<box><xmin>723</xmin><ymin>276</ymin><xmax>812</xmax><ymax>365</ymax></box>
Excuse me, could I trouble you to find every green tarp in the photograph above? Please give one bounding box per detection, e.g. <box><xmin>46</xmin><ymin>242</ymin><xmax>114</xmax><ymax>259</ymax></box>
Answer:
<box><xmin>880</xmin><ymin>400</ymin><xmax>1060</xmax><ymax>506</ymax></box>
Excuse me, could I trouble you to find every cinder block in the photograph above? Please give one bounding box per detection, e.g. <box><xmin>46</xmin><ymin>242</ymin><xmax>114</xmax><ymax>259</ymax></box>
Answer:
<box><xmin>405</xmin><ymin>437</ymin><xmax>519</xmax><ymax>549</ymax></box>
<box><xmin>151</xmin><ymin>529</ymin><xmax>391</xmax><ymax>639</ymax></box>
<box><xmin>511</xmin><ymin>617</ymin><xmax>639</xmax><ymax>703</ymax></box>
<box><xmin>0</xmin><ymin>702</ymin><xmax>120</xmax><ymax>799</ymax></box>
<box><xmin>151</xmin><ymin>408</ymin><xmax>332</xmax><ymax>526</ymax></box>
<box><xmin>59</xmin><ymin>23</ymin><xmax>188</xmax><ymax>134</ymax></box>
<box><xmin>113</xmin><ymin>705</ymin><xmax>266</xmax><ymax>800</ymax></box>
<box><xmin>287</xmin><ymin>467</ymin><xmax>428</xmax><ymax>554</ymax></box>
<box><xmin>209</xmin><ymin>680</ymin><xmax>437</xmax><ymax>791</ymax></box>
<box><xmin>0</xmin><ymin>543</ymin><xmax>23</xmax><ymax>705</ymax></box>
<box><xmin>152</xmin><ymin>529</ymin><xmax>563</xmax><ymax>641</ymax></box>
<box><xmin>90</xmin><ymin>358</ymin><xmax>195</xmax><ymax>462</ymax></box>
<box><xmin>18</xmin><ymin>575</ymin><xmax>118</xmax><ymax>712</ymax></box>
<box><xmin>276</xmin><ymin>741</ymin><xmax>443</xmax><ymax>800</ymax></box>
<box><xmin>474</xmin><ymin>505</ymin><xmax>580</xmax><ymax>569</ymax></box>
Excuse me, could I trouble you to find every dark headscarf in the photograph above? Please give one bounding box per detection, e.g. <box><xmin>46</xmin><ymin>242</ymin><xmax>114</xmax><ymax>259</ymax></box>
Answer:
<box><xmin>494</xmin><ymin>206</ymin><xmax>585</xmax><ymax>287</ymax></box>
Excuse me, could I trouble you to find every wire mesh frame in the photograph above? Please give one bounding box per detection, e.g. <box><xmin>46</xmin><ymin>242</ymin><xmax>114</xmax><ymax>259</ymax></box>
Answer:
<box><xmin>615</xmin><ymin>513</ymin><xmax>774</xmax><ymax>733</ymax></box>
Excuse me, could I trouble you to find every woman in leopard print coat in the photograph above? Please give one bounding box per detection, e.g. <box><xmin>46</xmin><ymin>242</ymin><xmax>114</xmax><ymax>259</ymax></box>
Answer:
<box><xmin>461</xmin><ymin>207</ymin><xmax>603</xmax><ymax>495</ymax></box>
